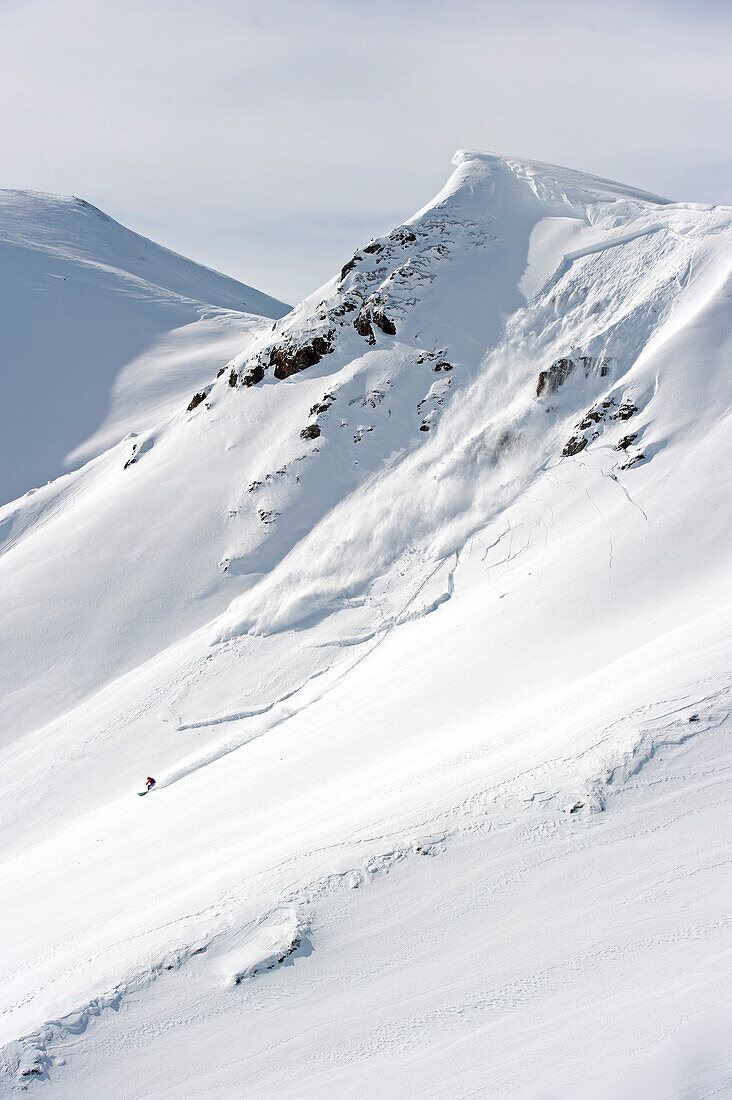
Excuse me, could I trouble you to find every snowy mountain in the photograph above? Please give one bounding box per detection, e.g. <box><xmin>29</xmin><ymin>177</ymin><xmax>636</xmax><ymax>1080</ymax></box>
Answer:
<box><xmin>0</xmin><ymin>153</ymin><xmax>730</xmax><ymax>1097</ymax></box>
<box><xmin>0</xmin><ymin>189</ymin><xmax>289</xmax><ymax>505</ymax></box>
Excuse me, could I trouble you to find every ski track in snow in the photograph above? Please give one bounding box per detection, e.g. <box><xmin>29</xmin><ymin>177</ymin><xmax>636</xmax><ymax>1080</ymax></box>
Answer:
<box><xmin>1</xmin><ymin>152</ymin><xmax>731</xmax><ymax>1096</ymax></box>
<box><xmin>2</xmin><ymin>690</ymin><xmax>728</xmax><ymax>1095</ymax></box>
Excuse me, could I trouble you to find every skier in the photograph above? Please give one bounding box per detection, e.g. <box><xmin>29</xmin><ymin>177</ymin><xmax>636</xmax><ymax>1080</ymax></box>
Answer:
<box><xmin>146</xmin><ymin>776</ymin><xmax>156</xmax><ymax>791</ymax></box>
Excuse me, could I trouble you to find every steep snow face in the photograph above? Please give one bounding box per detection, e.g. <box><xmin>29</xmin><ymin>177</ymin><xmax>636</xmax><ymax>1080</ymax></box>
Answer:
<box><xmin>0</xmin><ymin>155</ymin><xmax>730</xmax><ymax>1095</ymax></box>
<box><xmin>0</xmin><ymin>190</ymin><xmax>289</xmax><ymax>504</ymax></box>
<box><xmin>210</xmin><ymin>150</ymin><xmax>727</xmax><ymax>640</ymax></box>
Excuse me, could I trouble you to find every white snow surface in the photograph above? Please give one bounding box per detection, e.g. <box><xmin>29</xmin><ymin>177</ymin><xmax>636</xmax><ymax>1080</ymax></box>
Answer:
<box><xmin>0</xmin><ymin>151</ymin><xmax>731</xmax><ymax>1097</ymax></box>
<box><xmin>0</xmin><ymin>188</ymin><xmax>289</xmax><ymax>505</ymax></box>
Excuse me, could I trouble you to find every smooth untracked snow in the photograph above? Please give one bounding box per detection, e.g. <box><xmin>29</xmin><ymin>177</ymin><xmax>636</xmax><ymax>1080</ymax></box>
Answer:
<box><xmin>0</xmin><ymin>153</ymin><xmax>730</xmax><ymax>1097</ymax></box>
<box><xmin>0</xmin><ymin>189</ymin><xmax>289</xmax><ymax>505</ymax></box>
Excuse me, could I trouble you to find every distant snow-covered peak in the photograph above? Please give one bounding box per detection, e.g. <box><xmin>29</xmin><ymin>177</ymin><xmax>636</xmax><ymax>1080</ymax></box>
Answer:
<box><xmin>0</xmin><ymin>188</ymin><xmax>290</xmax><ymax>317</ymax></box>
<box><xmin>0</xmin><ymin>189</ymin><xmax>290</xmax><ymax>504</ymax></box>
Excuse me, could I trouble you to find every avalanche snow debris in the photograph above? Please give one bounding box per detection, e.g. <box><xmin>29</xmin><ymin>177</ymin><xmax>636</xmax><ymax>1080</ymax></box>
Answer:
<box><xmin>1</xmin><ymin>150</ymin><xmax>731</xmax><ymax>1098</ymax></box>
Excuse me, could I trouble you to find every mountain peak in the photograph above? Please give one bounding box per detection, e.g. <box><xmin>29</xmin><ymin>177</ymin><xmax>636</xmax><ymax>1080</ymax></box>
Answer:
<box><xmin>1</xmin><ymin>156</ymin><xmax>730</xmax><ymax>1096</ymax></box>
<box><xmin>444</xmin><ymin>149</ymin><xmax>671</xmax><ymax>211</ymax></box>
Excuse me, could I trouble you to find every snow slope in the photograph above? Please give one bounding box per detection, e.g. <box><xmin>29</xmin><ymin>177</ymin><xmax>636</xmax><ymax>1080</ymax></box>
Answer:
<box><xmin>0</xmin><ymin>153</ymin><xmax>730</xmax><ymax>1097</ymax></box>
<box><xmin>0</xmin><ymin>189</ymin><xmax>289</xmax><ymax>505</ymax></box>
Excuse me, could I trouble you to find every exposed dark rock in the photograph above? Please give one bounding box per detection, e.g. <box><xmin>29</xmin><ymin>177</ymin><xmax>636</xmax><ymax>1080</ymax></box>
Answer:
<box><xmin>433</xmin><ymin>361</ymin><xmax>453</xmax><ymax>373</ymax></box>
<box><xmin>278</xmin><ymin>936</ymin><xmax>301</xmax><ymax>963</ymax></box>
<box><xmin>536</xmin><ymin>357</ymin><xmax>575</xmax><ymax>397</ymax></box>
<box><xmin>562</xmin><ymin>434</ymin><xmax>588</xmax><ymax>457</ymax></box>
<box><xmin>20</xmin><ymin>1062</ymin><xmax>43</xmax><ymax>1077</ymax></box>
<box><xmin>688</xmin><ymin>713</ymin><xmax>700</xmax><ymax>722</ymax></box>
<box><xmin>390</xmin><ymin>228</ymin><xmax>416</xmax><ymax>245</ymax></box>
<box><xmin>617</xmin><ymin>401</ymin><xmax>638</xmax><ymax>421</ymax></box>
<box><xmin>228</xmin><ymin>369</ymin><xmax>238</xmax><ymax>387</ymax></box>
<box><xmin>569</xmin><ymin>801</ymin><xmax>585</xmax><ymax>814</ymax></box>
<box><xmin>331</xmin><ymin>298</ymin><xmax>358</xmax><ymax>317</ymax></box>
<box><xmin>354</xmin><ymin>310</ymin><xmax>375</xmax><ymax>344</ymax></box>
<box><xmin>187</xmin><ymin>391</ymin><xmax>207</xmax><ymax>412</ymax></box>
<box><xmin>363</xmin><ymin>242</ymin><xmax>382</xmax><ymax>254</ymax></box>
<box><xmin>310</xmin><ymin>392</ymin><xmax>335</xmax><ymax>416</ymax></box>
<box><xmin>124</xmin><ymin>446</ymin><xmax>137</xmax><ymax>470</ymax></box>
<box><xmin>216</xmin><ymin>366</ymin><xmax>226</xmax><ymax>378</ymax></box>
<box><xmin>241</xmin><ymin>363</ymin><xmax>265</xmax><ymax>387</ymax></box>
<box><xmin>270</xmin><ymin>331</ymin><xmax>336</xmax><ymax>380</ymax></box>
<box><xmin>620</xmin><ymin>453</ymin><xmax>645</xmax><ymax>470</ymax></box>
<box><xmin>577</xmin><ymin>399</ymin><xmax>614</xmax><ymax>430</ymax></box>
<box><xmin>247</xmin><ymin>480</ymin><xmax>262</xmax><ymax>493</ymax></box>
<box><xmin>300</xmin><ymin>423</ymin><xmax>321</xmax><ymax>440</ymax></box>
<box><xmin>372</xmin><ymin>309</ymin><xmax>396</xmax><ymax>335</ymax></box>
<box><xmin>615</xmin><ymin>433</ymin><xmax>638</xmax><ymax>451</ymax></box>
<box><xmin>350</xmin><ymin>389</ymin><xmax>385</xmax><ymax>409</ymax></box>
<box><xmin>419</xmin><ymin>423</ymin><xmax>430</xmax><ymax>432</ymax></box>
<box><xmin>537</xmin><ymin>355</ymin><xmax>607</xmax><ymax>398</ymax></box>
<box><xmin>340</xmin><ymin>254</ymin><xmax>362</xmax><ymax>280</ymax></box>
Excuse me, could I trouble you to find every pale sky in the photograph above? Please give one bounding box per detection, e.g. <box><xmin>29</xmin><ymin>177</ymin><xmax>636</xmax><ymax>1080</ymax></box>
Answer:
<box><xmin>1</xmin><ymin>0</ymin><xmax>729</xmax><ymax>303</ymax></box>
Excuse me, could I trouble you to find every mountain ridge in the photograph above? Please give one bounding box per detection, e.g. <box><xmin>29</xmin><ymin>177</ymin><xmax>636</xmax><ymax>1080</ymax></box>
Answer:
<box><xmin>0</xmin><ymin>187</ymin><xmax>290</xmax><ymax>504</ymax></box>
<box><xmin>0</xmin><ymin>152</ymin><xmax>730</xmax><ymax>1096</ymax></box>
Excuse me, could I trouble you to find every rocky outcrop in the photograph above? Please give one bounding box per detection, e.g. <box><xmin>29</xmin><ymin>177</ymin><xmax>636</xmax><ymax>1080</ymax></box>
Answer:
<box><xmin>617</xmin><ymin>401</ymin><xmax>638</xmax><ymax>421</ymax></box>
<box><xmin>340</xmin><ymin>254</ymin><xmax>362</xmax><ymax>281</ymax></box>
<box><xmin>354</xmin><ymin>307</ymin><xmax>396</xmax><ymax>342</ymax></box>
<box><xmin>537</xmin><ymin>355</ymin><xmax>609</xmax><ymax>398</ymax></box>
<box><xmin>300</xmin><ymin>424</ymin><xmax>321</xmax><ymax>440</ymax></box>
<box><xmin>562</xmin><ymin>434</ymin><xmax>589</xmax><ymax>456</ymax></box>
<box><xmin>353</xmin><ymin>311</ymin><xmax>375</xmax><ymax>344</ymax></box>
<box><xmin>390</xmin><ymin>227</ymin><xmax>416</xmax><ymax>245</ymax></box>
<box><xmin>615</xmin><ymin>433</ymin><xmax>637</xmax><ymax>451</ymax></box>
<box><xmin>310</xmin><ymin>392</ymin><xmax>335</xmax><ymax>416</ymax></box>
<box><xmin>186</xmin><ymin>391</ymin><xmax>207</xmax><ymax>412</ymax></box>
<box><xmin>331</xmin><ymin>298</ymin><xmax>358</xmax><ymax>317</ymax></box>
<box><xmin>372</xmin><ymin>308</ymin><xmax>396</xmax><ymax>335</ymax></box>
<box><xmin>536</xmin><ymin>357</ymin><xmax>576</xmax><ymax>397</ymax></box>
<box><xmin>562</xmin><ymin>392</ymin><xmax>643</xmax><ymax>459</ymax></box>
<box><xmin>270</xmin><ymin>331</ymin><xmax>336</xmax><ymax>380</ymax></box>
<box><xmin>241</xmin><ymin>364</ymin><xmax>265</xmax><ymax>388</ymax></box>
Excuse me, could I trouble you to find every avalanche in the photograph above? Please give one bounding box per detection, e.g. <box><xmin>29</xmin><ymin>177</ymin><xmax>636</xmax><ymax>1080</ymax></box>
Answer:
<box><xmin>0</xmin><ymin>152</ymin><xmax>730</xmax><ymax>1097</ymax></box>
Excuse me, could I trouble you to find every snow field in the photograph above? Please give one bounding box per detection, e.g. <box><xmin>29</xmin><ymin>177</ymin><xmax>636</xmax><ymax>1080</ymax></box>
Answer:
<box><xmin>1</xmin><ymin>152</ymin><xmax>730</xmax><ymax>1094</ymax></box>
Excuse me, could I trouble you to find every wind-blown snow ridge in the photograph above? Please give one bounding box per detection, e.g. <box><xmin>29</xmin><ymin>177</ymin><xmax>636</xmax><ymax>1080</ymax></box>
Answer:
<box><xmin>0</xmin><ymin>152</ymin><xmax>730</xmax><ymax>1096</ymax></box>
